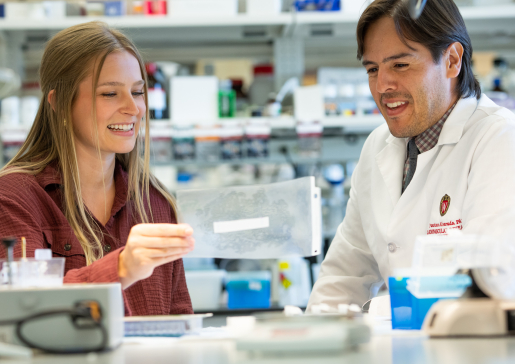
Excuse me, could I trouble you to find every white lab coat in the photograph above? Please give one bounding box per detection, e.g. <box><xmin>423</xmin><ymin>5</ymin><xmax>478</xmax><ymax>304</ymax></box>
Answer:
<box><xmin>308</xmin><ymin>95</ymin><xmax>515</xmax><ymax>310</ymax></box>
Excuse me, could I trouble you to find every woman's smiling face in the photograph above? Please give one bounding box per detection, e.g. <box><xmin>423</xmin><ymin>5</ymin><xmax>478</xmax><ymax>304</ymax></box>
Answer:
<box><xmin>71</xmin><ymin>50</ymin><xmax>146</xmax><ymax>157</ymax></box>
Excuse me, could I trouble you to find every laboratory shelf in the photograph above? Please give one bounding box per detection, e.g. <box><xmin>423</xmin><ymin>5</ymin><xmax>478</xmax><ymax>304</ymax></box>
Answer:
<box><xmin>0</xmin><ymin>5</ymin><xmax>514</xmax><ymax>32</ymax></box>
<box><xmin>459</xmin><ymin>5</ymin><xmax>515</xmax><ymax>20</ymax></box>
<box><xmin>0</xmin><ymin>13</ymin><xmax>293</xmax><ymax>30</ymax></box>
<box><xmin>294</xmin><ymin>5</ymin><xmax>515</xmax><ymax>24</ymax></box>
<box><xmin>0</xmin><ymin>115</ymin><xmax>385</xmax><ymax>136</ymax></box>
<box><xmin>152</xmin><ymin>155</ymin><xmax>357</xmax><ymax>168</ymax></box>
<box><xmin>150</xmin><ymin>133</ymin><xmax>368</xmax><ymax>169</ymax></box>
<box><xmin>148</xmin><ymin>115</ymin><xmax>385</xmax><ymax>133</ymax></box>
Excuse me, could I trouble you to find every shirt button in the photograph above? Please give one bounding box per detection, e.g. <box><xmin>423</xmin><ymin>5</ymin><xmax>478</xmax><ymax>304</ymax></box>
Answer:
<box><xmin>64</xmin><ymin>244</ymin><xmax>72</xmax><ymax>251</ymax></box>
<box><xmin>388</xmin><ymin>243</ymin><xmax>398</xmax><ymax>253</ymax></box>
<box><xmin>104</xmin><ymin>244</ymin><xmax>112</xmax><ymax>252</ymax></box>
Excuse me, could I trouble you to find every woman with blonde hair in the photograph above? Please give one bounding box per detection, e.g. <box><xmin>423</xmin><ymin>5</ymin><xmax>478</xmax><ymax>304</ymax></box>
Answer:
<box><xmin>0</xmin><ymin>21</ymin><xmax>194</xmax><ymax>315</ymax></box>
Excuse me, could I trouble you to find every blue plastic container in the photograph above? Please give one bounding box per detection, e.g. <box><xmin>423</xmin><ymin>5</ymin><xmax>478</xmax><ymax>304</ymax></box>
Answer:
<box><xmin>225</xmin><ymin>271</ymin><xmax>271</xmax><ymax>310</ymax></box>
<box><xmin>294</xmin><ymin>0</ymin><xmax>340</xmax><ymax>11</ymax></box>
<box><xmin>104</xmin><ymin>1</ymin><xmax>125</xmax><ymax>16</ymax></box>
<box><xmin>388</xmin><ymin>277</ymin><xmax>439</xmax><ymax>330</ymax></box>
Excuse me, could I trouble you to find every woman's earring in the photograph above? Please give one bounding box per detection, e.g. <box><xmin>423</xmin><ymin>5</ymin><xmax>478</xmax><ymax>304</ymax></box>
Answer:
<box><xmin>63</xmin><ymin>119</ymin><xmax>67</xmax><ymax>125</ymax></box>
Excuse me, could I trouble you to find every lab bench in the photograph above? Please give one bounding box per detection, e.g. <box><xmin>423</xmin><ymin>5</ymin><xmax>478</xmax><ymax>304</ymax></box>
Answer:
<box><xmin>17</xmin><ymin>319</ymin><xmax>515</xmax><ymax>364</ymax></box>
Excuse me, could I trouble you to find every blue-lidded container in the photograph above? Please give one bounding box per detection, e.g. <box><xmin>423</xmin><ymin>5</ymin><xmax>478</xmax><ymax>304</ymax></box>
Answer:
<box><xmin>388</xmin><ymin>275</ymin><xmax>471</xmax><ymax>329</ymax></box>
<box><xmin>389</xmin><ymin>277</ymin><xmax>439</xmax><ymax>330</ymax></box>
<box><xmin>225</xmin><ymin>271</ymin><xmax>271</xmax><ymax>310</ymax></box>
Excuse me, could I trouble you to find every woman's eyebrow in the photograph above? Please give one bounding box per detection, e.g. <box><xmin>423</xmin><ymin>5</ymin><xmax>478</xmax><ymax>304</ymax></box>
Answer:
<box><xmin>97</xmin><ymin>80</ymin><xmax>145</xmax><ymax>87</ymax></box>
<box><xmin>97</xmin><ymin>81</ymin><xmax>124</xmax><ymax>87</ymax></box>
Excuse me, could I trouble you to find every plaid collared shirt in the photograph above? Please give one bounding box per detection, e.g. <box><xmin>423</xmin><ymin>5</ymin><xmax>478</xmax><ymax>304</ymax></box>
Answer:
<box><xmin>402</xmin><ymin>103</ymin><xmax>457</xmax><ymax>187</ymax></box>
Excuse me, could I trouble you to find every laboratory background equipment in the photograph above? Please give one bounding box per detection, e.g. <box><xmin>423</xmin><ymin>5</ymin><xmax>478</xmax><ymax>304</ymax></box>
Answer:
<box><xmin>0</xmin><ymin>284</ymin><xmax>124</xmax><ymax>353</ymax></box>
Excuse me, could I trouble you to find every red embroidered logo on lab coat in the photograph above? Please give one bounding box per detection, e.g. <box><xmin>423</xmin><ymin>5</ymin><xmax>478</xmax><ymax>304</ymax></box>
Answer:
<box><xmin>440</xmin><ymin>194</ymin><xmax>451</xmax><ymax>216</ymax></box>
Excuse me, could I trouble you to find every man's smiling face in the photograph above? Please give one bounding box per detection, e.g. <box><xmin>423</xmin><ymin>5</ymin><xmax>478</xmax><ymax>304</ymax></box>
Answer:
<box><xmin>362</xmin><ymin>16</ymin><xmax>457</xmax><ymax>138</ymax></box>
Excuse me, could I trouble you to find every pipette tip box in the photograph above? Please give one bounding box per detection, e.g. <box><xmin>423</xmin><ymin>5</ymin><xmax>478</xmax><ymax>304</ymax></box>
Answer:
<box><xmin>124</xmin><ymin>314</ymin><xmax>212</xmax><ymax>337</ymax></box>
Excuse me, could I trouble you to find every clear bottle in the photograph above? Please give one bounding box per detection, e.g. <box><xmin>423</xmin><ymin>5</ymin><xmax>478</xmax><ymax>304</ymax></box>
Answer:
<box><xmin>323</xmin><ymin>164</ymin><xmax>346</xmax><ymax>235</ymax></box>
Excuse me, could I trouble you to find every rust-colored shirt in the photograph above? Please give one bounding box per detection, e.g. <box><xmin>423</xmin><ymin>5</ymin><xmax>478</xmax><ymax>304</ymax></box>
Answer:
<box><xmin>0</xmin><ymin>161</ymin><xmax>193</xmax><ymax>316</ymax></box>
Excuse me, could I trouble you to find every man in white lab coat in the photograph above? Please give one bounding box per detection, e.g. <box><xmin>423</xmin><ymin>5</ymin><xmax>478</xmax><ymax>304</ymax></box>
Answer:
<box><xmin>308</xmin><ymin>0</ymin><xmax>515</xmax><ymax>310</ymax></box>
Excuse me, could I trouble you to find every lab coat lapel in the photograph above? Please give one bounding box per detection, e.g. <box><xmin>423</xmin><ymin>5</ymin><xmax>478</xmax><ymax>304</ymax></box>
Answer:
<box><xmin>390</xmin><ymin>97</ymin><xmax>479</xmax><ymax>226</ymax></box>
<box><xmin>422</xmin><ymin>97</ymin><xmax>479</xmax><ymax>182</ymax></box>
<box><xmin>375</xmin><ymin>135</ymin><xmax>405</xmax><ymax>206</ymax></box>
<box><xmin>437</xmin><ymin>96</ymin><xmax>478</xmax><ymax>147</ymax></box>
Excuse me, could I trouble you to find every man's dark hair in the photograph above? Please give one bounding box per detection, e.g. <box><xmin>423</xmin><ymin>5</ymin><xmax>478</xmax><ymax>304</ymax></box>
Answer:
<box><xmin>357</xmin><ymin>0</ymin><xmax>481</xmax><ymax>100</ymax></box>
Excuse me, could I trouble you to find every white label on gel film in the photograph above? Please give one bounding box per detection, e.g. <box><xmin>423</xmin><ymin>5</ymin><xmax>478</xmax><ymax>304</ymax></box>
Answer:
<box><xmin>213</xmin><ymin>217</ymin><xmax>269</xmax><ymax>234</ymax></box>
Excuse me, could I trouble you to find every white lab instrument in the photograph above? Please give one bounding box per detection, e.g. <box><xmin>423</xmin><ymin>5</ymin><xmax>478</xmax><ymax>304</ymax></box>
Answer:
<box><xmin>185</xmin><ymin>270</ymin><xmax>225</xmax><ymax>311</ymax></box>
<box><xmin>177</xmin><ymin>176</ymin><xmax>321</xmax><ymax>259</ymax></box>
<box><xmin>236</xmin><ymin>313</ymin><xmax>370</xmax><ymax>355</ymax></box>
<box><xmin>424</xmin><ymin>299</ymin><xmax>515</xmax><ymax>337</ymax></box>
<box><xmin>170</xmin><ymin>76</ymin><xmax>219</xmax><ymax>125</ymax></box>
<box><xmin>0</xmin><ymin>284</ymin><xmax>124</xmax><ymax>353</ymax></box>
<box><xmin>411</xmin><ymin>234</ymin><xmax>515</xmax><ymax>337</ymax></box>
<box><xmin>294</xmin><ymin>85</ymin><xmax>325</xmax><ymax>123</ymax></box>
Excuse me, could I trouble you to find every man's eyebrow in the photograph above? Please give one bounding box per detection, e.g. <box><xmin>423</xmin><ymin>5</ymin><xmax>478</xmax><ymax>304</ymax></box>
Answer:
<box><xmin>97</xmin><ymin>80</ymin><xmax>145</xmax><ymax>87</ymax></box>
<box><xmin>362</xmin><ymin>53</ymin><xmax>415</xmax><ymax>67</ymax></box>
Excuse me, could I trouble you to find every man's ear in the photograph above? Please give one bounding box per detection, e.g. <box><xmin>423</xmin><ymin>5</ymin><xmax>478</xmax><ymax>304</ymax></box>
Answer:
<box><xmin>47</xmin><ymin>90</ymin><xmax>56</xmax><ymax>112</ymax></box>
<box><xmin>445</xmin><ymin>42</ymin><xmax>464</xmax><ymax>79</ymax></box>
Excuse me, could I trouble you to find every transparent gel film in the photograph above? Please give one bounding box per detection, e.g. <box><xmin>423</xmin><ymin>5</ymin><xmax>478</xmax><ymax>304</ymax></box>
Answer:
<box><xmin>177</xmin><ymin>177</ymin><xmax>321</xmax><ymax>259</ymax></box>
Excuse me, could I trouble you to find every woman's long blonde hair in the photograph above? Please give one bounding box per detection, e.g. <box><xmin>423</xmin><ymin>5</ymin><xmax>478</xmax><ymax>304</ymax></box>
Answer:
<box><xmin>0</xmin><ymin>21</ymin><xmax>177</xmax><ymax>265</ymax></box>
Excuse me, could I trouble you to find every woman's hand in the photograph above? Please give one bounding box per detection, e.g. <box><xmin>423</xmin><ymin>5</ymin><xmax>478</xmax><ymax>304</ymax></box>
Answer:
<box><xmin>118</xmin><ymin>223</ymin><xmax>195</xmax><ymax>289</ymax></box>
